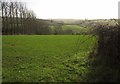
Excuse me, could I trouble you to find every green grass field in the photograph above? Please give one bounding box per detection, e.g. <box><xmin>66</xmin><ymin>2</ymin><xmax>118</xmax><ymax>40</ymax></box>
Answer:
<box><xmin>50</xmin><ymin>25</ymin><xmax>89</xmax><ymax>34</ymax></box>
<box><xmin>2</xmin><ymin>35</ymin><xmax>96</xmax><ymax>82</ymax></box>
<box><xmin>62</xmin><ymin>25</ymin><xmax>88</xmax><ymax>33</ymax></box>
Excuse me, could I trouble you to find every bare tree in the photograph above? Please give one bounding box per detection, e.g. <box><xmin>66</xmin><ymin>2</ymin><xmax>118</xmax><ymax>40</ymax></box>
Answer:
<box><xmin>1</xmin><ymin>1</ymin><xmax>51</xmax><ymax>35</ymax></box>
<box><xmin>4</xmin><ymin>2</ymin><xmax>9</xmax><ymax>35</ymax></box>
<box><xmin>14</xmin><ymin>2</ymin><xmax>19</xmax><ymax>34</ymax></box>
<box><xmin>11</xmin><ymin>2</ymin><xmax>16</xmax><ymax>35</ymax></box>
<box><xmin>1</xmin><ymin>1</ymin><xmax>5</xmax><ymax>34</ymax></box>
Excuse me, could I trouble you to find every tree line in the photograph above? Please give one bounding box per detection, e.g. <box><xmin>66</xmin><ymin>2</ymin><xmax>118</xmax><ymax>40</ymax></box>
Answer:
<box><xmin>1</xmin><ymin>1</ymin><xmax>51</xmax><ymax>35</ymax></box>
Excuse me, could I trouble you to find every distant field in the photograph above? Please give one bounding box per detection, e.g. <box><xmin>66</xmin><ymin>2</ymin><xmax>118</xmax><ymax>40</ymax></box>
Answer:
<box><xmin>62</xmin><ymin>25</ymin><xmax>88</xmax><ymax>33</ymax></box>
<box><xmin>2</xmin><ymin>35</ymin><xmax>96</xmax><ymax>82</ymax></box>
<box><xmin>50</xmin><ymin>25</ymin><xmax>89</xmax><ymax>34</ymax></box>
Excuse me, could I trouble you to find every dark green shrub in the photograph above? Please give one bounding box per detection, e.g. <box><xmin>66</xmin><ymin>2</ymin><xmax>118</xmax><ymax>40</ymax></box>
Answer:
<box><xmin>87</xmin><ymin>24</ymin><xmax>120</xmax><ymax>82</ymax></box>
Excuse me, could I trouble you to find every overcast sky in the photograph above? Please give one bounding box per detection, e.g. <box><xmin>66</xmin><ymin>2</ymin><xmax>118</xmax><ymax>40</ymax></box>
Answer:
<box><xmin>5</xmin><ymin>0</ymin><xmax>120</xmax><ymax>19</ymax></box>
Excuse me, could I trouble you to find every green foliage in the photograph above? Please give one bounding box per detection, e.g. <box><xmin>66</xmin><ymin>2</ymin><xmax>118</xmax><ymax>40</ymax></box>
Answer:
<box><xmin>87</xmin><ymin>25</ymin><xmax>120</xmax><ymax>82</ymax></box>
<box><xmin>2</xmin><ymin>35</ymin><xmax>96</xmax><ymax>82</ymax></box>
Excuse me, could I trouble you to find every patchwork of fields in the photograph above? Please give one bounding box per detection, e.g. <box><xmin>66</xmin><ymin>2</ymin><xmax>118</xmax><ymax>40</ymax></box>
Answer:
<box><xmin>2</xmin><ymin>35</ymin><xmax>96</xmax><ymax>82</ymax></box>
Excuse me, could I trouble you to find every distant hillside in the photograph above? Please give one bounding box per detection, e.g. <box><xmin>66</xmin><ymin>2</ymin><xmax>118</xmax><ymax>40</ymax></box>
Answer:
<box><xmin>62</xmin><ymin>25</ymin><xmax>88</xmax><ymax>33</ymax></box>
<box><xmin>52</xmin><ymin>19</ymin><xmax>81</xmax><ymax>24</ymax></box>
<box><xmin>36</xmin><ymin>19</ymin><xmax>118</xmax><ymax>26</ymax></box>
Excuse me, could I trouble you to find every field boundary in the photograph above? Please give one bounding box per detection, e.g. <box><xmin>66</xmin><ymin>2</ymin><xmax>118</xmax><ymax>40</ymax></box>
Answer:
<box><xmin>0</xmin><ymin>15</ymin><xmax>2</xmax><ymax>83</ymax></box>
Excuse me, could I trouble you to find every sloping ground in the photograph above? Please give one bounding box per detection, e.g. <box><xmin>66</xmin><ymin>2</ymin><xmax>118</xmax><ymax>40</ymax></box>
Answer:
<box><xmin>62</xmin><ymin>25</ymin><xmax>89</xmax><ymax>33</ymax></box>
<box><xmin>50</xmin><ymin>25</ymin><xmax>90</xmax><ymax>34</ymax></box>
<box><xmin>2</xmin><ymin>35</ymin><xmax>96</xmax><ymax>82</ymax></box>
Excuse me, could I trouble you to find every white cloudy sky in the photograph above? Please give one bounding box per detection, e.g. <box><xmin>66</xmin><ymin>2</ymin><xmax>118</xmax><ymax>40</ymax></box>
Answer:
<box><xmin>6</xmin><ymin>0</ymin><xmax>120</xmax><ymax>19</ymax></box>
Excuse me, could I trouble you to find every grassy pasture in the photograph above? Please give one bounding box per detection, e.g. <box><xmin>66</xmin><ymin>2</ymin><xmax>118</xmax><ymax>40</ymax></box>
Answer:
<box><xmin>62</xmin><ymin>25</ymin><xmax>88</xmax><ymax>33</ymax></box>
<box><xmin>50</xmin><ymin>25</ymin><xmax>89</xmax><ymax>34</ymax></box>
<box><xmin>2</xmin><ymin>35</ymin><xmax>96</xmax><ymax>82</ymax></box>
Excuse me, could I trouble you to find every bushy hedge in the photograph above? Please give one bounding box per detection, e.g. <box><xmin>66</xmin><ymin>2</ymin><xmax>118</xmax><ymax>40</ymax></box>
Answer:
<box><xmin>87</xmin><ymin>24</ymin><xmax>120</xmax><ymax>82</ymax></box>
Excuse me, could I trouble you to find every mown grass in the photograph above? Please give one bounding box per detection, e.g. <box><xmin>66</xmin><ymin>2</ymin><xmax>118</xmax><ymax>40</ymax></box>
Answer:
<box><xmin>2</xmin><ymin>35</ymin><xmax>96</xmax><ymax>82</ymax></box>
